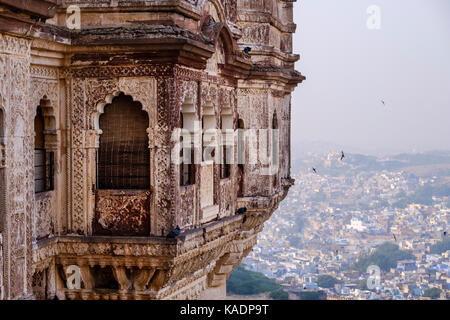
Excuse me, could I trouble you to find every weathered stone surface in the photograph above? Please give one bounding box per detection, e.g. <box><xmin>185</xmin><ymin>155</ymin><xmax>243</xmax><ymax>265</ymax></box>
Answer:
<box><xmin>0</xmin><ymin>0</ymin><xmax>304</xmax><ymax>300</ymax></box>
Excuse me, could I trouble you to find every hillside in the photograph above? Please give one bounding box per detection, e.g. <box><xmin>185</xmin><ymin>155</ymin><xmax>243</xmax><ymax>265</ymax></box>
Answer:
<box><xmin>226</xmin><ymin>266</ymin><xmax>280</xmax><ymax>295</ymax></box>
<box><xmin>352</xmin><ymin>242</ymin><xmax>415</xmax><ymax>272</ymax></box>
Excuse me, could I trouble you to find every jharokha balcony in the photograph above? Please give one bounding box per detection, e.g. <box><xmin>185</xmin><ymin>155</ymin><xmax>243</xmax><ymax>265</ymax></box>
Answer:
<box><xmin>0</xmin><ymin>0</ymin><xmax>304</xmax><ymax>300</ymax></box>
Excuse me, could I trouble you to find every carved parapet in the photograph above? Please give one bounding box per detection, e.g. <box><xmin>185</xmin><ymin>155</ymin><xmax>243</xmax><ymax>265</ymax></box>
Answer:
<box><xmin>93</xmin><ymin>190</ymin><xmax>151</xmax><ymax>236</ymax></box>
<box><xmin>34</xmin><ymin>191</ymin><xmax>55</xmax><ymax>241</ymax></box>
<box><xmin>31</xmin><ymin>206</ymin><xmax>272</xmax><ymax>300</ymax></box>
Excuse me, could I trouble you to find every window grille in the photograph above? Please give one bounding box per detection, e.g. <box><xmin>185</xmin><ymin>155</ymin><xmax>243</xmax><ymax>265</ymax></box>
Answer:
<box><xmin>97</xmin><ymin>93</ymin><xmax>150</xmax><ymax>190</ymax></box>
<box><xmin>34</xmin><ymin>107</ymin><xmax>53</xmax><ymax>193</ymax></box>
<box><xmin>34</xmin><ymin>150</ymin><xmax>54</xmax><ymax>193</ymax></box>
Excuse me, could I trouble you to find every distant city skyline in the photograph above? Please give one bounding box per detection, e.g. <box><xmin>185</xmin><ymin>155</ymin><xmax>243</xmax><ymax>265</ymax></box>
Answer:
<box><xmin>291</xmin><ymin>0</ymin><xmax>450</xmax><ymax>156</ymax></box>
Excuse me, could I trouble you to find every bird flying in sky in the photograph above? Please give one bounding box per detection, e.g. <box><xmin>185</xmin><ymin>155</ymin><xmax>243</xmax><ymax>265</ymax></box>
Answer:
<box><xmin>312</xmin><ymin>167</ymin><xmax>317</xmax><ymax>174</ymax></box>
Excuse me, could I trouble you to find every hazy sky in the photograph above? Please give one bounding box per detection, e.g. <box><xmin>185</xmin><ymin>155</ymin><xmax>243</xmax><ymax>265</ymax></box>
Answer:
<box><xmin>291</xmin><ymin>0</ymin><xmax>450</xmax><ymax>156</ymax></box>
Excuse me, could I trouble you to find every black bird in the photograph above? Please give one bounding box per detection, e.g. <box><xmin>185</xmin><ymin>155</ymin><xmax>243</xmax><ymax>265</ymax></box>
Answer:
<box><xmin>236</xmin><ymin>207</ymin><xmax>247</xmax><ymax>214</ymax></box>
<box><xmin>340</xmin><ymin>151</ymin><xmax>345</xmax><ymax>161</ymax></box>
<box><xmin>381</xmin><ymin>100</ymin><xmax>386</xmax><ymax>106</ymax></box>
<box><xmin>392</xmin><ymin>233</ymin><xmax>397</xmax><ymax>242</ymax></box>
<box><xmin>167</xmin><ymin>225</ymin><xmax>181</xmax><ymax>238</ymax></box>
<box><xmin>243</xmin><ymin>47</ymin><xmax>252</xmax><ymax>54</ymax></box>
<box><xmin>444</xmin><ymin>231</ymin><xmax>447</xmax><ymax>237</ymax></box>
<box><xmin>312</xmin><ymin>167</ymin><xmax>317</xmax><ymax>174</ymax></box>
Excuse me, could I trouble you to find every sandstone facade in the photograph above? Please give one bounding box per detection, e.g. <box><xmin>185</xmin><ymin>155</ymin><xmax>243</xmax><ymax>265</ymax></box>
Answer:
<box><xmin>0</xmin><ymin>0</ymin><xmax>304</xmax><ymax>300</ymax></box>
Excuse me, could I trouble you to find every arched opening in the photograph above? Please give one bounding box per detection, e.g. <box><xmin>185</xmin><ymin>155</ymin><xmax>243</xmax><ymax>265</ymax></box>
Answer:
<box><xmin>97</xmin><ymin>93</ymin><xmax>150</xmax><ymax>190</ymax></box>
<box><xmin>180</xmin><ymin>98</ymin><xmax>196</xmax><ymax>186</ymax></box>
<box><xmin>237</xmin><ymin>118</ymin><xmax>245</xmax><ymax>197</ymax></box>
<box><xmin>220</xmin><ymin>105</ymin><xmax>233</xmax><ymax>179</ymax></box>
<box><xmin>34</xmin><ymin>106</ymin><xmax>54</xmax><ymax>193</ymax></box>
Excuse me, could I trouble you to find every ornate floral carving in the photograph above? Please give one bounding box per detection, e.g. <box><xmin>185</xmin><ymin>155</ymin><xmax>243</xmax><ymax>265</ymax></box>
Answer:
<box><xmin>34</xmin><ymin>193</ymin><xmax>54</xmax><ymax>240</ymax></box>
<box><xmin>70</xmin><ymin>78</ymin><xmax>87</xmax><ymax>234</ymax></box>
<box><xmin>94</xmin><ymin>190</ymin><xmax>151</xmax><ymax>236</ymax></box>
<box><xmin>179</xmin><ymin>186</ymin><xmax>195</xmax><ymax>229</ymax></box>
<box><xmin>30</xmin><ymin>65</ymin><xmax>58</xmax><ymax>79</ymax></box>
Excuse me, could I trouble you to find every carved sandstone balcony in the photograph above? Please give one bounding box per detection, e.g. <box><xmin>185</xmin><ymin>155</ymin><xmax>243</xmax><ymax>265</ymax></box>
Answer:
<box><xmin>32</xmin><ymin>207</ymin><xmax>278</xmax><ymax>300</ymax></box>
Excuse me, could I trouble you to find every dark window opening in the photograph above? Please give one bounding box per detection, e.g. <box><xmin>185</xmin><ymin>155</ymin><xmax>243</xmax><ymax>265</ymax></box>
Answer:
<box><xmin>34</xmin><ymin>107</ymin><xmax>53</xmax><ymax>193</ymax></box>
<box><xmin>180</xmin><ymin>147</ymin><xmax>195</xmax><ymax>186</ymax></box>
<box><xmin>220</xmin><ymin>108</ymin><xmax>232</xmax><ymax>179</ymax></box>
<box><xmin>237</xmin><ymin>119</ymin><xmax>245</xmax><ymax>166</ymax></box>
<box><xmin>97</xmin><ymin>93</ymin><xmax>150</xmax><ymax>190</ymax></box>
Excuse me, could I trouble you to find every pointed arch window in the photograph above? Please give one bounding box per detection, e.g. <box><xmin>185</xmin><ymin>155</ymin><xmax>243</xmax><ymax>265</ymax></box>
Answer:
<box><xmin>34</xmin><ymin>106</ymin><xmax>54</xmax><ymax>193</ymax></box>
<box><xmin>97</xmin><ymin>93</ymin><xmax>150</xmax><ymax>190</ymax></box>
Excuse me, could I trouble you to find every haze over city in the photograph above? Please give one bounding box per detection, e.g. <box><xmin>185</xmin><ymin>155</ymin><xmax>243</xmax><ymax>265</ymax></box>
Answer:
<box><xmin>291</xmin><ymin>0</ymin><xmax>450</xmax><ymax>156</ymax></box>
<box><xmin>227</xmin><ymin>1</ymin><xmax>450</xmax><ymax>301</ymax></box>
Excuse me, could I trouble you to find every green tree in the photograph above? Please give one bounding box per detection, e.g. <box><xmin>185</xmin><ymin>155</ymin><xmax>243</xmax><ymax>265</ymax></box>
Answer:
<box><xmin>288</xmin><ymin>235</ymin><xmax>302</xmax><ymax>248</ymax></box>
<box><xmin>423</xmin><ymin>288</ymin><xmax>442</xmax><ymax>299</ymax></box>
<box><xmin>430</xmin><ymin>238</ymin><xmax>450</xmax><ymax>254</ymax></box>
<box><xmin>352</xmin><ymin>242</ymin><xmax>415</xmax><ymax>272</ymax></box>
<box><xmin>316</xmin><ymin>275</ymin><xmax>338</xmax><ymax>288</ymax></box>
<box><xmin>269</xmin><ymin>290</ymin><xmax>289</xmax><ymax>300</ymax></box>
<box><xmin>296</xmin><ymin>291</ymin><xmax>322</xmax><ymax>300</ymax></box>
<box><xmin>226</xmin><ymin>266</ymin><xmax>280</xmax><ymax>295</ymax></box>
<box><xmin>358</xmin><ymin>278</ymin><xmax>368</xmax><ymax>290</ymax></box>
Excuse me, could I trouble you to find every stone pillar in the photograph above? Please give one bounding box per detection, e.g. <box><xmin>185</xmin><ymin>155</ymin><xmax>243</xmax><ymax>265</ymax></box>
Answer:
<box><xmin>0</xmin><ymin>233</ymin><xmax>3</xmax><ymax>300</ymax></box>
<box><xmin>0</xmin><ymin>33</ymin><xmax>34</xmax><ymax>299</ymax></box>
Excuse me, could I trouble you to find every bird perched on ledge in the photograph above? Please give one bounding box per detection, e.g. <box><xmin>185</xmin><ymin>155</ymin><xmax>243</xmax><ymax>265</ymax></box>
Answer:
<box><xmin>167</xmin><ymin>225</ymin><xmax>181</xmax><ymax>238</ymax></box>
<box><xmin>243</xmin><ymin>47</ymin><xmax>252</xmax><ymax>54</ymax></box>
<box><xmin>236</xmin><ymin>207</ymin><xmax>247</xmax><ymax>215</ymax></box>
